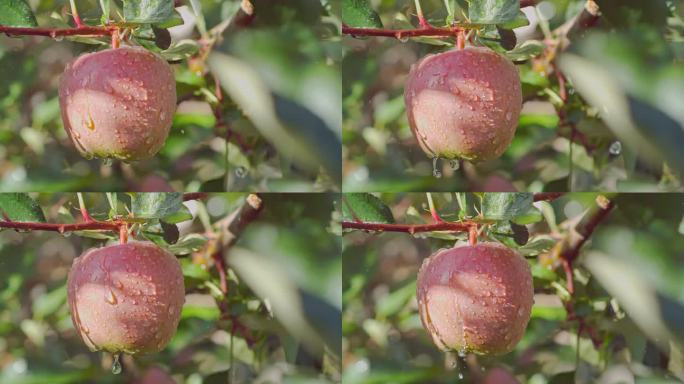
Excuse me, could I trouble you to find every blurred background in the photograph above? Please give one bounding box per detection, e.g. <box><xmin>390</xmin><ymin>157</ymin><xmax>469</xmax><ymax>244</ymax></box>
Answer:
<box><xmin>0</xmin><ymin>0</ymin><xmax>341</xmax><ymax>192</ymax></box>
<box><xmin>342</xmin><ymin>192</ymin><xmax>684</xmax><ymax>383</ymax></box>
<box><xmin>0</xmin><ymin>192</ymin><xmax>342</xmax><ymax>383</ymax></box>
<box><xmin>342</xmin><ymin>0</ymin><xmax>684</xmax><ymax>192</ymax></box>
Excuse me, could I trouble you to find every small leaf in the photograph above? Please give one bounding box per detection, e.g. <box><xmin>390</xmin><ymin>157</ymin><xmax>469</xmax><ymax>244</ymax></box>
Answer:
<box><xmin>342</xmin><ymin>193</ymin><xmax>395</xmax><ymax>224</ymax></box>
<box><xmin>160</xmin><ymin>220</ymin><xmax>179</xmax><ymax>244</ymax></box>
<box><xmin>152</xmin><ymin>27</ymin><xmax>171</xmax><ymax>50</ymax></box>
<box><xmin>510</xmin><ymin>221</ymin><xmax>529</xmax><ymax>245</ymax></box>
<box><xmin>496</xmin><ymin>26</ymin><xmax>517</xmax><ymax>50</ymax></box>
<box><xmin>0</xmin><ymin>193</ymin><xmax>46</xmax><ymax>222</ymax></box>
<box><xmin>160</xmin><ymin>39</ymin><xmax>200</xmax><ymax>61</ymax></box>
<box><xmin>481</xmin><ymin>192</ymin><xmax>533</xmax><ymax>221</ymax></box>
<box><xmin>342</xmin><ymin>0</ymin><xmax>383</xmax><ymax>28</ymax></box>
<box><xmin>468</xmin><ymin>0</ymin><xmax>519</xmax><ymax>25</ymax></box>
<box><xmin>168</xmin><ymin>233</ymin><xmax>207</xmax><ymax>255</ymax></box>
<box><xmin>123</xmin><ymin>0</ymin><xmax>176</xmax><ymax>25</ymax></box>
<box><xmin>0</xmin><ymin>0</ymin><xmax>38</xmax><ymax>27</ymax></box>
<box><xmin>130</xmin><ymin>193</ymin><xmax>191</xmax><ymax>222</ymax></box>
<box><xmin>504</xmin><ymin>40</ymin><xmax>544</xmax><ymax>62</ymax></box>
<box><xmin>376</xmin><ymin>280</ymin><xmax>417</xmax><ymax>318</ymax></box>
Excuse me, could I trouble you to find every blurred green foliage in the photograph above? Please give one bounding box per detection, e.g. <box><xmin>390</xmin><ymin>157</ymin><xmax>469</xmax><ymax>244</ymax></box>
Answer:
<box><xmin>342</xmin><ymin>192</ymin><xmax>684</xmax><ymax>383</ymax></box>
<box><xmin>0</xmin><ymin>0</ymin><xmax>341</xmax><ymax>192</ymax></box>
<box><xmin>342</xmin><ymin>0</ymin><xmax>684</xmax><ymax>192</ymax></box>
<box><xmin>0</xmin><ymin>192</ymin><xmax>341</xmax><ymax>383</ymax></box>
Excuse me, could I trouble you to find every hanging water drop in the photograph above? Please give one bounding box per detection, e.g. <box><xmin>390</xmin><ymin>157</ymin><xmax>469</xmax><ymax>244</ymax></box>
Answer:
<box><xmin>432</xmin><ymin>157</ymin><xmax>442</xmax><ymax>178</ymax></box>
<box><xmin>449</xmin><ymin>159</ymin><xmax>460</xmax><ymax>170</ymax></box>
<box><xmin>457</xmin><ymin>372</ymin><xmax>464</xmax><ymax>380</ymax></box>
<box><xmin>397</xmin><ymin>34</ymin><xmax>410</xmax><ymax>43</ymax></box>
<box><xmin>235</xmin><ymin>166</ymin><xmax>247</xmax><ymax>178</ymax></box>
<box><xmin>608</xmin><ymin>140</ymin><xmax>622</xmax><ymax>156</ymax></box>
<box><xmin>111</xmin><ymin>354</ymin><xmax>122</xmax><ymax>374</ymax></box>
<box><xmin>102</xmin><ymin>158</ymin><xmax>114</xmax><ymax>166</ymax></box>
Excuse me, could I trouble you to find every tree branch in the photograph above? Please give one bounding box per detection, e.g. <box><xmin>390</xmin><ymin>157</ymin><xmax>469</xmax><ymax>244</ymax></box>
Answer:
<box><xmin>0</xmin><ymin>218</ymin><xmax>124</xmax><ymax>233</ymax></box>
<box><xmin>212</xmin><ymin>193</ymin><xmax>264</xmax><ymax>345</ymax></box>
<box><xmin>533</xmin><ymin>192</ymin><xmax>564</xmax><ymax>202</ymax></box>
<box><xmin>562</xmin><ymin>195</ymin><xmax>614</xmax><ymax>263</ymax></box>
<box><xmin>558</xmin><ymin>195</ymin><xmax>613</xmax><ymax>349</ymax></box>
<box><xmin>343</xmin><ymin>24</ymin><xmax>467</xmax><ymax>40</ymax></box>
<box><xmin>342</xmin><ymin>220</ymin><xmax>472</xmax><ymax>234</ymax></box>
<box><xmin>0</xmin><ymin>25</ymin><xmax>117</xmax><ymax>38</ymax></box>
<box><xmin>183</xmin><ymin>192</ymin><xmax>209</xmax><ymax>201</ymax></box>
<box><xmin>217</xmin><ymin>194</ymin><xmax>263</xmax><ymax>249</ymax></box>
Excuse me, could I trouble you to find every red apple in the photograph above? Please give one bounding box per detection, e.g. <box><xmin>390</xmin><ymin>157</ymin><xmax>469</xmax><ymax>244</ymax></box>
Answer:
<box><xmin>417</xmin><ymin>242</ymin><xmax>533</xmax><ymax>355</ymax></box>
<box><xmin>67</xmin><ymin>242</ymin><xmax>185</xmax><ymax>354</ymax></box>
<box><xmin>405</xmin><ymin>47</ymin><xmax>522</xmax><ymax>162</ymax></box>
<box><xmin>59</xmin><ymin>46</ymin><xmax>176</xmax><ymax>161</ymax></box>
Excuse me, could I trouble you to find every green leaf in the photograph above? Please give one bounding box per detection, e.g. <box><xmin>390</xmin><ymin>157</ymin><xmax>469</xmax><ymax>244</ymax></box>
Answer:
<box><xmin>123</xmin><ymin>0</ymin><xmax>176</xmax><ymax>25</ymax></box>
<box><xmin>208</xmin><ymin>53</ymin><xmax>341</xmax><ymax>187</ymax></box>
<box><xmin>32</xmin><ymin>285</ymin><xmax>66</xmax><ymax>320</ymax></box>
<box><xmin>468</xmin><ymin>0</ymin><xmax>519</xmax><ymax>25</ymax></box>
<box><xmin>130</xmin><ymin>192</ymin><xmax>191</xmax><ymax>222</ymax></box>
<box><xmin>376</xmin><ymin>279</ymin><xmax>417</xmax><ymax>318</ymax></box>
<box><xmin>342</xmin><ymin>0</ymin><xmax>383</xmax><ymax>28</ymax></box>
<box><xmin>0</xmin><ymin>193</ymin><xmax>46</xmax><ymax>222</ymax></box>
<box><xmin>160</xmin><ymin>39</ymin><xmax>200</xmax><ymax>61</ymax></box>
<box><xmin>0</xmin><ymin>0</ymin><xmax>37</xmax><ymax>27</ymax></box>
<box><xmin>503</xmin><ymin>40</ymin><xmax>544</xmax><ymax>61</ymax></box>
<box><xmin>342</xmin><ymin>193</ymin><xmax>395</xmax><ymax>224</ymax></box>
<box><xmin>500</xmin><ymin>9</ymin><xmax>529</xmax><ymax>29</ymax></box>
<box><xmin>168</xmin><ymin>233</ymin><xmax>207</xmax><ymax>255</ymax></box>
<box><xmin>584</xmin><ymin>250</ymin><xmax>684</xmax><ymax>348</ymax></box>
<box><xmin>481</xmin><ymin>192</ymin><xmax>533</xmax><ymax>221</ymax></box>
<box><xmin>229</xmin><ymin>247</ymin><xmax>328</xmax><ymax>357</ymax></box>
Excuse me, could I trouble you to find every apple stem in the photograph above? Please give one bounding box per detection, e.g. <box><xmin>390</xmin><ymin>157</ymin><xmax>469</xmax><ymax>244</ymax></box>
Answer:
<box><xmin>119</xmin><ymin>224</ymin><xmax>128</xmax><ymax>244</ymax></box>
<box><xmin>456</xmin><ymin>30</ymin><xmax>465</xmax><ymax>50</ymax></box>
<box><xmin>468</xmin><ymin>225</ymin><xmax>478</xmax><ymax>245</ymax></box>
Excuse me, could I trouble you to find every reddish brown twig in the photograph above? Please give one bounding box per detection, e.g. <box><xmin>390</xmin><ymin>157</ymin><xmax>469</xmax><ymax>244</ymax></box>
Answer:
<box><xmin>210</xmin><ymin>194</ymin><xmax>264</xmax><ymax>345</ymax></box>
<box><xmin>533</xmin><ymin>192</ymin><xmax>564</xmax><ymax>202</ymax></box>
<box><xmin>0</xmin><ymin>218</ymin><xmax>125</xmax><ymax>233</ymax></box>
<box><xmin>562</xmin><ymin>195</ymin><xmax>615</xmax><ymax>263</ymax></box>
<box><xmin>0</xmin><ymin>25</ymin><xmax>117</xmax><ymax>38</ymax></box>
<box><xmin>343</xmin><ymin>24</ymin><xmax>466</xmax><ymax>40</ymax></box>
<box><xmin>183</xmin><ymin>192</ymin><xmax>209</xmax><ymax>201</ymax></box>
<box><xmin>559</xmin><ymin>195</ymin><xmax>614</xmax><ymax>349</ymax></box>
<box><xmin>342</xmin><ymin>220</ymin><xmax>472</xmax><ymax>234</ymax></box>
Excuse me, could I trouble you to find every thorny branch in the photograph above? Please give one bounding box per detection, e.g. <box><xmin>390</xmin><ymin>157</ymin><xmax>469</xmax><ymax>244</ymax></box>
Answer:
<box><xmin>560</xmin><ymin>195</ymin><xmax>615</xmax><ymax>348</ymax></box>
<box><xmin>0</xmin><ymin>193</ymin><xmax>209</xmax><ymax>235</ymax></box>
<box><xmin>343</xmin><ymin>193</ymin><xmax>564</xmax><ymax>234</ymax></box>
<box><xmin>0</xmin><ymin>25</ymin><xmax>118</xmax><ymax>38</ymax></box>
<box><xmin>343</xmin><ymin>24</ymin><xmax>467</xmax><ymax>40</ymax></box>
<box><xmin>209</xmin><ymin>193</ymin><xmax>263</xmax><ymax>344</ymax></box>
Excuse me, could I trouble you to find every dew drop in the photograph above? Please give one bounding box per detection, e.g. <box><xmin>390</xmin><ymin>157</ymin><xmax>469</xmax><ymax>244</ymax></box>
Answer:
<box><xmin>102</xmin><ymin>158</ymin><xmax>114</xmax><ymax>166</ymax></box>
<box><xmin>449</xmin><ymin>159</ymin><xmax>460</xmax><ymax>170</ymax></box>
<box><xmin>608</xmin><ymin>140</ymin><xmax>622</xmax><ymax>156</ymax></box>
<box><xmin>235</xmin><ymin>166</ymin><xmax>247</xmax><ymax>178</ymax></box>
<box><xmin>432</xmin><ymin>157</ymin><xmax>442</xmax><ymax>178</ymax></box>
<box><xmin>111</xmin><ymin>354</ymin><xmax>122</xmax><ymax>375</ymax></box>
<box><xmin>397</xmin><ymin>35</ymin><xmax>409</xmax><ymax>43</ymax></box>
